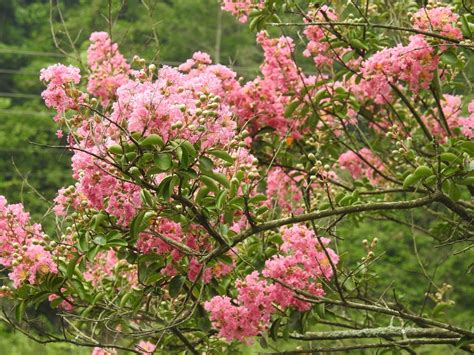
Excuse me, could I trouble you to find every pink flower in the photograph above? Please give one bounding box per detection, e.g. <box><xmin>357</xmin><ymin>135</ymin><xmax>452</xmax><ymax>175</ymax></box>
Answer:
<box><xmin>205</xmin><ymin>225</ymin><xmax>338</xmax><ymax>342</ymax></box>
<box><xmin>221</xmin><ymin>0</ymin><xmax>264</xmax><ymax>23</ymax></box>
<box><xmin>87</xmin><ymin>32</ymin><xmax>130</xmax><ymax>105</ymax></box>
<box><xmin>136</xmin><ymin>340</ymin><xmax>156</xmax><ymax>354</ymax></box>
<box><xmin>91</xmin><ymin>348</ymin><xmax>117</xmax><ymax>355</ymax></box>
<box><xmin>266</xmin><ymin>167</ymin><xmax>304</xmax><ymax>214</ymax></box>
<box><xmin>0</xmin><ymin>196</ymin><xmax>57</xmax><ymax>288</ymax></box>
<box><xmin>424</xmin><ymin>95</ymin><xmax>474</xmax><ymax>140</ymax></box>
<box><xmin>353</xmin><ymin>35</ymin><xmax>439</xmax><ymax>104</ymax></box>
<box><xmin>40</xmin><ymin>64</ymin><xmax>82</xmax><ymax>120</ymax></box>
<box><xmin>302</xmin><ymin>6</ymin><xmax>339</xmax><ymax>67</ymax></box>
<box><xmin>40</xmin><ymin>64</ymin><xmax>80</xmax><ymax>86</ymax></box>
<box><xmin>412</xmin><ymin>7</ymin><xmax>462</xmax><ymax>40</ymax></box>
<box><xmin>338</xmin><ymin>148</ymin><xmax>384</xmax><ymax>183</ymax></box>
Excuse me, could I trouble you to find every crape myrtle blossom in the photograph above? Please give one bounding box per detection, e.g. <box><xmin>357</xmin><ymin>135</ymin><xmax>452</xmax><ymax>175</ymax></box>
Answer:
<box><xmin>135</xmin><ymin>340</ymin><xmax>156</xmax><ymax>354</ymax></box>
<box><xmin>205</xmin><ymin>225</ymin><xmax>338</xmax><ymax>342</ymax></box>
<box><xmin>42</xmin><ymin>34</ymin><xmax>255</xmax><ymax>290</ymax></box>
<box><xmin>40</xmin><ymin>64</ymin><xmax>83</xmax><ymax>122</ymax></box>
<box><xmin>302</xmin><ymin>5</ymin><xmax>343</xmax><ymax>68</ymax></box>
<box><xmin>87</xmin><ymin>32</ymin><xmax>130</xmax><ymax>105</ymax></box>
<box><xmin>353</xmin><ymin>35</ymin><xmax>439</xmax><ymax>104</ymax></box>
<box><xmin>0</xmin><ymin>196</ymin><xmax>57</xmax><ymax>288</ymax></box>
<box><xmin>221</xmin><ymin>0</ymin><xmax>264</xmax><ymax>23</ymax></box>
<box><xmin>424</xmin><ymin>95</ymin><xmax>474</xmax><ymax>140</ymax></box>
<box><xmin>266</xmin><ymin>167</ymin><xmax>304</xmax><ymax>214</ymax></box>
<box><xmin>338</xmin><ymin>148</ymin><xmax>385</xmax><ymax>184</ymax></box>
<box><xmin>91</xmin><ymin>348</ymin><xmax>117</xmax><ymax>355</ymax></box>
<box><xmin>412</xmin><ymin>6</ymin><xmax>462</xmax><ymax>40</ymax></box>
<box><xmin>235</xmin><ymin>31</ymin><xmax>314</xmax><ymax>137</ymax></box>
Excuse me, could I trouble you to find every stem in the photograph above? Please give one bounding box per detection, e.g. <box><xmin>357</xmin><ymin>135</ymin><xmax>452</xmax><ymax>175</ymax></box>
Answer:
<box><xmin>204</xmin><ymin>193</ymin><xmax>442</xmax><ymax>262</ymax></box>
<box><xmin>391</xmin><ymin>84</ymin><xmax>433</xmax><ymax>142</ymax></box>
<box><xmin>262</xmin><ymin>338</ymin><xmax>461</xmax><ymax>354</ymax></box>
<box><xmin>268</xmin><ymin>21</ymin><xmax>472</xmax><ymax>49</ymax></box>
<box><xmin>290</xmin><ymin>326</ymin><xmax>458</xmax><ymax>341</ymax></box>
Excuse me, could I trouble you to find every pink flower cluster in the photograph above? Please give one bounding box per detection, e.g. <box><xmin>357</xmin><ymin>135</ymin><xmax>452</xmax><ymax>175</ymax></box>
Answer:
<box><xmin>354</xmin><ymin>35</ymin><xmax>439</xmax><ymax>104</ymax></box>
<box><xmin>221</xmin><ymin>0</ymin><xmax>264</xmax><ymax>23</ymax></box>
<box><xmin>91</xmin><ymin>348</ymin><xmax>117</xmax><ymax>355</ymax></box>
<box><xmin>425</xmin><ymin>95</ymin><xmax>474</xmax><ymax>140</ymax></box>
<box><xmin>266</xmin><ymin>167</ymin><xmax>304</xmax><ymax>214</ymax></box>
<box><xmin>302</xmin><ymin>6</ymin><xmax>340</xmax><ymax>67</ymax></box>
<box><xmin>87</xmin><ymin>32</ymin><xmax>130</xmax><ymax>105</ymax></box>
<box><xmin>92</xmin><ymin>340</ymin><xmax>155</xmax><ymax>355</ymax></box>
<box><xmin>48</xmin><ymin>287</ymin><xmax>74</xmax><ymax>311</ymax></box>
<box><xmin>83</xmin><ymin>250</ymin><xmax>137</xmax><ymax>287</ymax></box>
<box><xmin>338</xmin><ymin>148</ymin><xmax>384</xmax><ymax>183</ymax></box>
<box><xmin>137</xmin><ymin>219</ymin><xmax>233</xmax><ymax>283</ymax></box>
<box><xmin>110</xmin><ymin>63</ymin><xmax>237</xmax><ymax>150</ymax></box>
<box><xmin>136</xmin><ymin>340</ymin><xmax>156</xmax><ymax>354</ymax></box>
<box><xmin>412</xmin><ymin>7</ymin><xmax>462</xmax><ymax>40</ymax></box>
<box><xmin>40</xmin><ymin>64</ymin><xmax>82</xmax><ymax>121</ymax></box>
<box><xmin>70</xmin><ymin>151</ymin><xmax>142</xmax><ymax>226</ymax></box>
<box><xmin>236</xmin><ymin>32</ymin><xmax>308</xmax><ymax>136</ymax></box>
<box><xmin>205</xmin><ymin>225</ymin><xmax>338</xmax><ymax>342</ymax></box>
<box><xmin>178</xmin><ymin>51</ymin><xmax>212</xmax><ymax>72</ymax></box>
<box><xmin>0</xmin><ymin>196</ymin><xmax>57</xmax><ymax>288</ymax></box>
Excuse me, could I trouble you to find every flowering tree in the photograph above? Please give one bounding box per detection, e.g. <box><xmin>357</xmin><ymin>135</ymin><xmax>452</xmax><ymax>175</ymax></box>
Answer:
<box><xmin>1</xmin><ymin>0</ymin><xmax>474</xmax><ymax>353</ymax></box>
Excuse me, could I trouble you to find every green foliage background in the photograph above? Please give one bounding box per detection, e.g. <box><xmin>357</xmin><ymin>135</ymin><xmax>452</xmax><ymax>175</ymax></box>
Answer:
<box><xmin>0</xmin><ymin>0</ymin><xmax>471</xmax><ymax>354</ymax></box>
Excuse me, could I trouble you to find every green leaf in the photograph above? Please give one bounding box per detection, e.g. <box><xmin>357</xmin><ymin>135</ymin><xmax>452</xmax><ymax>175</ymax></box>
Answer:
<box><xmin>196</xmin><ymin>304</ymin><xmax>212</xmax><ymax>332</ymax></box>
<box><xmin>216</xmin><ymin>190</ymin><xmax>227</xmax><ymax>210</ymax></box>
<box><xmin>71</xmin><ymin>279</ymin><xmax>87</xmax><ymax>300</ymax></box>
<box><xmin>181</xmin><ymin>140</ymin><xmax>197</xmax><ymax>160</ymax></box>
<box><xmin>217</xmin><ymin>254</ymin><xmax>233</xmax><ymax>265</ymax></box>
<box><xmin>157</xmin><ymin>175</ymin><xmax>178</xmax><ymax>200</ymax></box>
<box><xmin>459</xmin><ymin>141</ymin><xmax>474</xmax><ymax>156</ymax></box>
<box><xmin>199</xmin><ymin>156</ymin><xmax>214</xmax><ymax>172</ymax></box>
<box><xmin>108</xmin><ymin>237</ymin><xmax>128</xmax><ymax>247</ymax></box>
<box><xmin>86</xmin><ymin>245</ymin><xmax>100</xmax><ymax>262</ymax></box>
<box><xmin>200</xmin><ymin>176</ymin><xmax>219</xmax><ymax>194</ymax></box>
<box><xmin>456</xmin><ymin>335</ymin><xmax>474</xmax><ymax>348</ymax></box>
<box><xmin>285</xmin><ymin>100</ymin><xmax>300</xmax><ymax>118</ymax></box>
<box><xmin>141</xmin><ymin>134</ymin><xmax>164</xmax><ymax>147</ymax></box>
<box><xmin>432</xmin><ymin>302</ymin><xmax>450</xmax><ymax>317</ymax></box>
<box><xmin>270</xmin><ymin>318</ymin><xmax>281</xmax><ymax>342</ymax></box>
<box><xmin>119</xmin><ymin>291</ymin><xmax>134</xmax><ymax>307</ymax></box>
<box><xmin>440</xmin><ymin>52</ymin><xmax>458</xmax><ymax>66</ymax></box>
<box><xmin>249</xmin><ymin>194</ymin><xmax>268</xmax><ymax>204</ymax></box>
<box><xmin>208</xmin><ymin>150</ymin><xmax>234</xmax><ymax>164</ymax></box>
<box><xmin>196</xmin><ymin>187</ymin><xmax>210</xmax><ymax>204</ymax></box>
<box><xmin>448</xmin><ymin>182</ymin><xmax>461</xmax><ymax>201</ymax></box>
<box><xmin>49</xmin><ymin>296</ymin><xmax>64</xmax><ymax>309</ymax></box>
<box><xmin>130</xmin><ymin>211</ymin><xmax>146</xmax><ymax>241</ymax></box>
<box><xmin>312</xmin><ymin>89</ymin><xmax>329</xmax><ymax>107</ymax></box>
<box><xmin>350</xmin><ymin>38</ymin><xmax>369</xmax><ymax>50</ymax></box>
<box><xmin>66</xmin><ymin>254</ymin><xmax>81</xmax><ymax>279</ymax></box>
<box><xmin>203</xmin><ymin>171</ymin><xmax>230</xmax><ymax>188</ymax></box>
<box><xmin>169</xmin><ymin>275</ymin><xmax>185</xmax><ymax>298</ymax></box>
<box><xmin>259</xmin><ymin>333</ymin><xmax>269</xmax><ymax>349</ymax></box>
<box><xmin>440</xmin><ymin>152</ymin><xmax>459</xmax><ymax>163</ymax></box>
<box><xmin>15</xmin><ymin>301</ymin><xmax>26</xmax><ymax>322</ymax></box>
<box><xmin>140</xmin><ymin>189</ymin><xmax>155</xmax><ymax>207</ymax></box>
<box><xmin>457</xmin><ymin>176</ymin><xmax>474</xmax><ymax>185</ymax></box>
<box><xmin>315</xmin><ymin>303</ymin><xmax>325</xmax><ymax>318</ymax></box>
<box><xmin>460</xmin><ymin>15</ymin><xmax>472</xmax><ymax>38</ymax></box>
<box><xmin>413</xmin><ymin>165</ymin><xmax>433</xmax><ymax>180</ymax></box>
<box><xmin>403</xmin><ymin>173</ymin><xmax>420</xmax><ymax>189</ymax></box>
<box><xmin>107</xmin><ymin>144</ymin><xmax>123</xmax><ymax>155</ymax></box>
<box><xmin>93</xmin><ymin>235</ymin><xmax>106</xmax><ymax>246</ymax></box>
<box><xmin>155</xmin><ymin>153</ymin><xmax>172</xmax><ymax>171</ymax></box>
